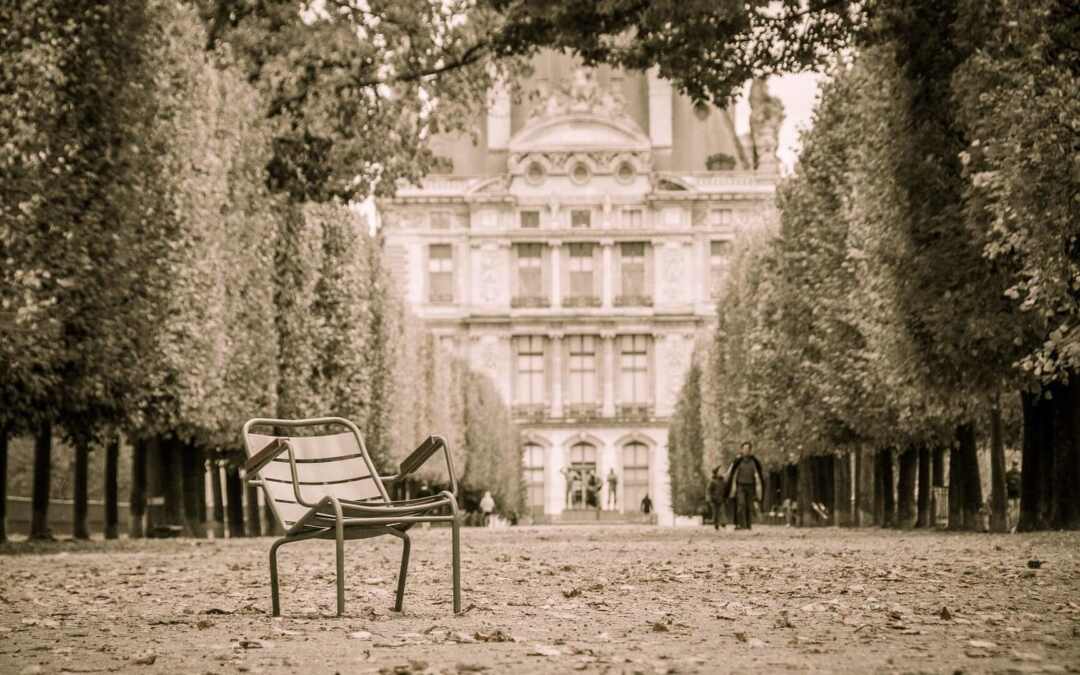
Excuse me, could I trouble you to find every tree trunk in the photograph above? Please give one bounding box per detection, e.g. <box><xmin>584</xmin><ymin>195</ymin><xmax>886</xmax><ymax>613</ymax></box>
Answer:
<box><xmin>30</xmin><ymin>420</ymin><xmax>53</xmax><ymax>540</ymax></box>
<box><xmin>0</xmin><ymin>426</ymin><xmax>8</xmax><ymax>543</ymax></box>
<box><xmin>196</xmin><ymin>450</ymin><xmax>207</xmax><ymax>532</ymax></box>
<box><xmin>146</xmin><ymin>435</ymin><xmax>164</xmax><ymax>533</ymax></box>
<box><xmin>797</xmin><ymin>455</ymin><xmax>813</xmax><ymax>527</ymax></box>
<box><xmin>180</xmin><ymin>442</ymin><xmax>204</xmax><ymax>538</ymax></box>
<box><xmin>264</xmin><ymin>500</ymin><xmax>282</xmax><ymax>536</ymax></box>
<box><xmin>957</xmin><ymin>422</ymin><xmax>983</xmax><ymax>531</ymax></box>
<box><xmin>835</xmin><ymin>452</ymin><xmax>852</xmax><ymax>526</ymax></box>
<box><xmin>225</xmin><ymin>463</ymin><xmax>245</xmax><ymax>538</ymax></box>
<box><xmin>1050</xmin><ymin>376</ymin><xmax>1080</xmax><ymax>529</ymax></box>
<box><xmin>879</xmin><ymin>448</ymin><xmax>895</xmax><ymax>528</ymax></box>
<box><xmin>988</xmin><ymin>395</ymin><xmax>1008</xmax><ymax>533</ymax></box>
<box><xmin>160</xmin><ymin>436</ymin><xmax>184</xmax><ymax>528</ymax></box>
<box><xmin>245</xmin><ymin>481</ymin><xmax>262</xmax><ymax>537</ymax></box>
<box><xmin>872</xmin><ymin>448</ymin><xmax>884</xmax><ymax>526</ymax></box>
<box><xmin>857</xmin><ymin>446</ymin><xmax>874</xmax><ymax>527</ymax></box>
<box><xmin>73</xmin><ymin>439</ymin><xmax>91</xmax><ymax>540</ymax></box>
<box><xmin>916</xmin><ymin>445</ymin><xmax>931</xmax><ymax>528</ymax></box>
<box><xmin>948</xmin><ymin>440</ymin><xmax>965</xmax><ymax>530</ymax></box>
<box><xmin>210</xmin><ymin>459</ymin><xmax>225</xmax><ymax>539</ymax></box>
<box><xmin>104</xmin><ymin>436</ymin><xmax>119</xmax><ymax>540</ymax></box>
<box><xmin>896</xmin><ymin>446</ymin><xmax>917</xmax><ymax>529</ymax></box>
<box><xmin>130</xmin><ymin>437</ymin><xmax>147</xmax><ymax>538</ymax></box>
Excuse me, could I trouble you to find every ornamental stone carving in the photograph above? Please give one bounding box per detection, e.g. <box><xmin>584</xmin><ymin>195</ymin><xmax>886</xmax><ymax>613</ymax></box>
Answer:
<box><xmin>749</xmin><ymin>79</ymin><xmax>785</xmax><ymax>175</ymax></box>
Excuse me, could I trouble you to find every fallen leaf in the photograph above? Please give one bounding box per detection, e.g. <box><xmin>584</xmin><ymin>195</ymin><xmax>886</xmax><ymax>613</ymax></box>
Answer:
<box><xmin>528</xmin><ymin>644</ymin><xmax>561</xmax><ymax>657</ymax></box>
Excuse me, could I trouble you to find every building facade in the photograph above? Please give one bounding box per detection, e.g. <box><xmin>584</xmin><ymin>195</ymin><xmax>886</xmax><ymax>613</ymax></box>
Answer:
<box><xmin>378</xmin><ymin>53</ymin><xmax>780</xmax><ymax>524</ymax></box>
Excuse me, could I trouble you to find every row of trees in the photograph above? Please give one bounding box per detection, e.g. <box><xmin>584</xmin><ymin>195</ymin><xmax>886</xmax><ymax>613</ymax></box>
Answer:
<box><xmin>669</xmin><ymin>0</ymin><xmax>1079</xmax><ymax>531</ymax></box>
<box><xmin>0</xmin><ymin>1</ymin><xmax>521</xmax><ymax>542</ymax></box>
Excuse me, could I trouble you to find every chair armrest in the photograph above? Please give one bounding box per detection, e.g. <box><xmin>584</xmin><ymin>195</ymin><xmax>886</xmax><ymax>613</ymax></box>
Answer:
<box><xmin>245</xmin><ymin>438</ymin><xmax>288</xmax><ymax>475</ymax></box>
<box><xmin>398</xmin><ymin>436</ymin><xmax>457</xmax><ymax>496</ymax></box>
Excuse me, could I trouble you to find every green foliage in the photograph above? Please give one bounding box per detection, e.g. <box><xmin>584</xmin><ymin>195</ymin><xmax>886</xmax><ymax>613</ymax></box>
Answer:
<box><xmin>953</xmin><ymin>0</ymin><xmax>1080</xmax><ymax>382</ymax></box>
<box><xmin>462</xmin><ymin>371</ymin><xmax>523</xmax><ymax>516</ymax></box>
<box><xmin>135</xmin><ymin>0</ymin><xmax>280</xmax><ymax>446</ymax></box>
<box><xmin>668</xmin><ymin>361</ymin><xmax>706</xmax><ymax>515</ymax></box>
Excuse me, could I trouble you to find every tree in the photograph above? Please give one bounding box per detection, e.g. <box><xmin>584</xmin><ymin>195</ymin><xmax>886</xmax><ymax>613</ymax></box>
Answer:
<box><xmin>669</xmin><ymin>361</ymin><xmax>706</xmax><ymax>516</ymax></box>
<box><xmin>953</xmin><ymin>0</ymin><xmax>1080</xmax><ymax>530</ymax></box>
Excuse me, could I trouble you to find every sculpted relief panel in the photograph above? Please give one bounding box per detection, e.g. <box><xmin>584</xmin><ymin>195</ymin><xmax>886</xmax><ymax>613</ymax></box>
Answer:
<box><xmin>658</xmin><ymin>244</ymin><xmax>689</xmax><ymax>305</ymax></box>
<box><xmin>471</xmin><ymin>244</ymin><xmax>509</xmax><ymax>308</ymax></box>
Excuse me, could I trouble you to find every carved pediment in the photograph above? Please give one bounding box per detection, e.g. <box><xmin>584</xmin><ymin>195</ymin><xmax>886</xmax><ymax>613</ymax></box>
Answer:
<box><xmin>509</xmin><ymin>114</ymin><xmax>651</xmax><ymax>155</ymax></box>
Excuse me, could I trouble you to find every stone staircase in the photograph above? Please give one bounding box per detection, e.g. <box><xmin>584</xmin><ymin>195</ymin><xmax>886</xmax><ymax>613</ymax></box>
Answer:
<box><xmin>549</xmin><ymin>509</ymin><xmax>658</xmax><ymax>525</ymax></box>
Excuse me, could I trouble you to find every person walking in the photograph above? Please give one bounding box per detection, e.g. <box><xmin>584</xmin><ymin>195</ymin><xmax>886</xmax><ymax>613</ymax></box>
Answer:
<box><xmin>725</xmin><ymin>441</ymin><xmax>764</xmax><ymax>530</ymax></box>
<box><xmin>640</xmin><ymin>494</ymin><xmax>653</xmax><ymax>514</ymax></box>
<box><xmin>479</xmin><ymin>490</ymin><xmax>495</xmax><ymax>527</ymax></box>
<box><xmin>708</xmin><ymin>467</ymin><xmax>728</xmax><ymax>530</ymax></box>
<box><xmin>606</xmin><ymin>468</ymin><xmax>618</xmax><ymax>510</ymax></box>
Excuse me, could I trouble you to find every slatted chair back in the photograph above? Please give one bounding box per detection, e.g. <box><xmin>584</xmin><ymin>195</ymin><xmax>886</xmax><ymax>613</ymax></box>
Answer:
<box><xmin>242</xmin><ymin>418</ymin><xmax>389</xmax><ymax>532</ymax></box>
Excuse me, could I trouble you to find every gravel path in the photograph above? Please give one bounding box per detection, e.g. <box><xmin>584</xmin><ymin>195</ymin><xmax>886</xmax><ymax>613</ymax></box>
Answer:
<box><xmin>2</xmin><ymin>526</ymin><xmax>1078</xmax><ymax>674</ymax></box>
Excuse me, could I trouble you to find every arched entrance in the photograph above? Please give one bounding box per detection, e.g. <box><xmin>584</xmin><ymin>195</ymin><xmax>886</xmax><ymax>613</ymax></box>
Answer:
<box><xmin>565</xmin><ymin>441</ymin><xmax>598</xmax><ymax>509</ymax></box>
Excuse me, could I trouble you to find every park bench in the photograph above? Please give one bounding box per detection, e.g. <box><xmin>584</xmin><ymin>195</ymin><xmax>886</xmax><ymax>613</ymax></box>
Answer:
<box><xmin>242</xmin><ymin>417</ymin><xmax>461</xmax><ymax>617</ymax></box>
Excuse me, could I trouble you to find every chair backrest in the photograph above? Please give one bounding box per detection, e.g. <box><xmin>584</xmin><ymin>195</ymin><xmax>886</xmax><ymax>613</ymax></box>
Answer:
<box><xmin>242</xmin><ymin>417</ymin><xmax>389</xmax><ymax>530</ymax></box>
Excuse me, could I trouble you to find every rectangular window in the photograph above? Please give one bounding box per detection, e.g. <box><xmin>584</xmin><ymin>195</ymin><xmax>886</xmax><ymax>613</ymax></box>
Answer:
<box><xmin>619</xmin><ymin>334</ymin><xmax>650</xmax><ymax>404</ymax></box>
<box><xmin>428</xmin><ymin>244</ymin><xmax>453</xmax><ymax>304</ymax></box>
<box><xmin>566</xmin><ymin>335</ymin><xmax>597</xmax><ymax>406</ymax></box>
<box><xmin>619</xmin><ymin>242</ymin><xmax>647</xmax><ymax>301</ymax></box>
<box><xmin>523</xmin><ymin>444</ymin><xmax>545</xmax><ymax>513</ymax></box>
<box><xmin>571</xmin><ymin>209</ymin><xmax>592</xmax><ymax>229</ymax></box>
<box><xmin>708</xmin><ymin>208</ymin><xmax>732</xmax><ymax>228</ymax></box>
<box><xmin>567</xmin><ymin>243</ymin><xmax>595</xmax><ymax>299</ymax></box>
<box><xmin>431</xmin><ymin>211</ymin><xmax>451</xmax><ymax>230</ymax></box>
<box><xmin>514</xmin><ymin>335</ymin><xmax>546</xmax><ymax>405</ymax></box>
<box><xmin>515</xmin><ymin>243</ymin><xmax>544</xmax><ymax>300</ymax></box>
<box><xmin>710</xmin><ymin>240</ymin><xmax>732</xmax><ymax>297</ymax></box>
<box><xmin>622</xmin><ymin>208</ymin><xmax>644</xmax><ymax>228</ymax></box>
<box><xmin>520</xmin><ymin>210</ymin><xmax>540</xmax><ymax>228</ymax></box>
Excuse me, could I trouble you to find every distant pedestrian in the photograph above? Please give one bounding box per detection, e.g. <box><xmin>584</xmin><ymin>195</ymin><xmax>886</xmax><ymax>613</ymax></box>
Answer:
<box><xmin>708</xmin><ymin>467</ymin><xmax>728</xmax><ymax>530</ymax></box>
<box><xmin>606</xmin><ymin>469</ymin><xmax>619</xmax><ymax>510</ymax></box>
<box><xmin>725</xmin><ymin>441</ymin><xmax>764</xmax><ymax>530</ymax></box>
<box><xmin>587</xmin><ymin>471</ymin><xmax>602</xmax><ymax>509</ymax></box>
<box><xmin>480</xmin><ymin>490</ymin><xmax>495</xmax><ymax>527</ymax></box>
<box><xmin>1006</xmin><ymin>460</ymin><xmax>1021</xmax><ymax>527</ymax></box>
<box><xmin>640</xmin><ymin>494</ymin><xmax>653</xmax><ymax>514</ymax></box>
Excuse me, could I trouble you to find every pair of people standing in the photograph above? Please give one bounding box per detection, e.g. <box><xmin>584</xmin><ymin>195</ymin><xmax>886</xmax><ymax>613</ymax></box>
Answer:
<box><xmin>709</xmin><ymin>441</ymin><xmax>765</xmax><ymax>531</ymax></box>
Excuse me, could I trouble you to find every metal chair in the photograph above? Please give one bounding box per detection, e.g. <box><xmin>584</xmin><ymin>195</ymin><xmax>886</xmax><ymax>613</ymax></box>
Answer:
<box><xmin>241</xmin><ymin>417</ymin><xmax>461</xmax><ymax>617</ymax></box>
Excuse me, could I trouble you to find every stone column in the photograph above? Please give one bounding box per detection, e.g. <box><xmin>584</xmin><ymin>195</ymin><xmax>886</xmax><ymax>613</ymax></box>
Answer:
<box><xmin>547</xmin><ymin>442</ymin><xmax>565</xmax><ymax>516</ymax></box>
<box><xmin>651</xmin><ymin>332</ymin><xmax>665</xmax><ymax>416</ymax></box>
<box><xmin>602</xmin><ymin>331</ymin><xmax>616</xmax><ymax>418</ymax></box>
<box><xmin>550</xmin><ymin>333</ymin><xmax>564</xmax><ymax>418</ymax></box>
<box><xmin>550</xmin><ymin>241</ymin><xmax>562</xmax><ymax>309</ymax></box>
<box><xmin>601</xmin><ymin>239</ymin><xmax>614</xmax><ymax>308</ymax></box>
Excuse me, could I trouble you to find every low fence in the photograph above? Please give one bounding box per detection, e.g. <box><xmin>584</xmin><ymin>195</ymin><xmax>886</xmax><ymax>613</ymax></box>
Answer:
<box><xmin>4</xmin><ymin>496</ymin><xmax>132</xmax><ymax>537</ymax></box>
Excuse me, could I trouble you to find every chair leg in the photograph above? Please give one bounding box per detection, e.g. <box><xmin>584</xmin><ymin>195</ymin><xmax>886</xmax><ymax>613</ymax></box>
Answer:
<box><xmin>451</xmin><ymin>515</ymin><xmax>461</xmax><ymax>613</ymax></box>
<box><xmin>395</xmin><ymin>532</ymin><xmax>411</xmax><ymax>612</ymax></box>
<box><xmin>335</xmin><ymin>518</ymin><xmax>345</xmax><ymax>617</ymax></box>
<box><xmin>269</xmin><ymin>537</ymin><xmax>287</xmax><ymax>617</ymax></box>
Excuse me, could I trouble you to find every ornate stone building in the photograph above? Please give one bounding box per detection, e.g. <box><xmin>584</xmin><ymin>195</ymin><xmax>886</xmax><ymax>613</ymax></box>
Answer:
<box><xmin>378</xmin><ymin>53</ymin><xmax>780</xmax><ymax>524</ymax></box>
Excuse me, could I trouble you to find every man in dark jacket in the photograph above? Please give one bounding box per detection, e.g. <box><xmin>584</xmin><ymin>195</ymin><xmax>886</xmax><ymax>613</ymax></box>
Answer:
<box><xmin>726</xmin><ymin>441</ymin><xmax>764</xmax><ymax>530</ymax></box>
<box><xmin>708</xmin><ymin>467</ymin><xmax>728</xmax><ymax>530</ymax></box>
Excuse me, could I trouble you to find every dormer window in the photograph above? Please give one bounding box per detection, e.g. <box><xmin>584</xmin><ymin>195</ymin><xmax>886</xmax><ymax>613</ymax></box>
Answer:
<box><xmin>616</xmin><ymin>161</ymin><xmax>635</xmax><ymax>184</ymax></box>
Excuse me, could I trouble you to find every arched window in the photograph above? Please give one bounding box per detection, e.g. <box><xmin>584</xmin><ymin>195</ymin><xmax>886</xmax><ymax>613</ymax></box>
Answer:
<box><xmin>522</xmin><ymin>443</ymin><xmax>545</xmax><ymax>515</ymax></box>
<box><xmin>622</xmin><ymin>442</ymin><xmax>650</xmax><ymax>513</ymax></box>
<box><xmin>567</xmin><ymin>442</ymin><xmax>597</xmax><ymax>509</ymax></box>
